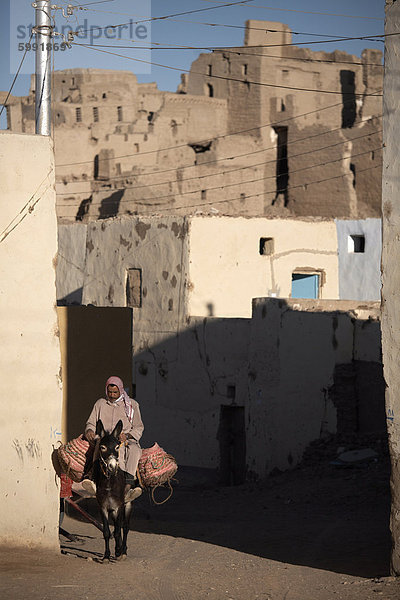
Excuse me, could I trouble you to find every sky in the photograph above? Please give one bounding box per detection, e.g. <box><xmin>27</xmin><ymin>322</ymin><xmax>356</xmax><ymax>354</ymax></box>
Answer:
<box><xmin>0</xmin><ymin>0</ymin><xmax>385</xmax><ymax>103</ymax></box>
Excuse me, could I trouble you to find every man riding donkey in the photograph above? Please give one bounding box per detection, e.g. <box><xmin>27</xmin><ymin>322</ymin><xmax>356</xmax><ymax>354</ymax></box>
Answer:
<box><xmin>82</xmin><ymin>375</ymin><xmax>143</xmax><ymax>503</ymax></box>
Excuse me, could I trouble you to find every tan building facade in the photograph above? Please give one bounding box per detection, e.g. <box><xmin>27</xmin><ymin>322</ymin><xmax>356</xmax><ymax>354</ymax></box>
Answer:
<box><xmin>0</xmin><ymin>132</ymin><xmax>62</xmax><ymax>548</ymax></box>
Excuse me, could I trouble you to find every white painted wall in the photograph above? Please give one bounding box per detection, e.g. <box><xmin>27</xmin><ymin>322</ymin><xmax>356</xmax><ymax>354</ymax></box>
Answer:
<box><xmin>188</xmin><ymin>216</ymin><xmax>339</xmax><ymax>318</ymax></box>
<box><xmin>336</xmin><ymin>218</ymin><xmax>381</xmax><ymax>301</ymax></box>
<box><xmin>0</xmin><ymin>132</ymin><xmax>62</xmax><ymax>548</ymax></box>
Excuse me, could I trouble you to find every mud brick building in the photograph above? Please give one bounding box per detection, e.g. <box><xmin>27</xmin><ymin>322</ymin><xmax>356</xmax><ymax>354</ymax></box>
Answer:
<box><xmin>1</xmin><ymin>20</ymin><xmax>382</xmax><ymax>222</ymax></box>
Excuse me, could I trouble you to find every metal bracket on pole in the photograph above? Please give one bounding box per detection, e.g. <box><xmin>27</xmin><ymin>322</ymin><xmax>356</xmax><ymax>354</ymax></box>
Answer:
<box><xmin>33</xmin><ymin>1</ymin><xmax>53</xmax><ymax>136</ymax></box>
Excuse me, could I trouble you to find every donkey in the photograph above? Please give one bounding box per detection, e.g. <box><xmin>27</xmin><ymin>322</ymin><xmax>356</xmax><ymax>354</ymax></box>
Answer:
<box><xmin>93</xmin><ymin>419</ymin><xmax>132</xmax><ymax>561</ymax></box>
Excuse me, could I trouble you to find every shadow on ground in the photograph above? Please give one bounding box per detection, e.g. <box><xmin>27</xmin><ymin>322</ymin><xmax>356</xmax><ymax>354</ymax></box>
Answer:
<box><xmin>65</xmin><ymin>435</ymin><xmax>391</xmax><ymax>579</ymax></box>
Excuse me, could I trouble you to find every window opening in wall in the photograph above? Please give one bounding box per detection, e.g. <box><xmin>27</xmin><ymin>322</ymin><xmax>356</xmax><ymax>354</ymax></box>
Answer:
<box><xmin>102</xmin><ymin>93</ymin><xmax>107</xmax><ymax>99</ymax></box>
<box><xmin>93</xmin><ymin>106</ymin><xmax>99</xmax><ymax>122</ymax></box>
<box><xmin>272</xmin><ymin>126</ymin><xmax>289</xmax><ymax>206</ymax></box>
<box><xmin>171</xmin><ymin>119</ymin><xmax>178</xmax><ymax>136</ymax></box>
<box><xmin>259</xmin><ymin>237</ymin><xmax>274</xmax><ymax>256</ymax></box>
<box><xmin>134</xmin><ymin>143</ymin><xmax>139</xmax><ymax>153</ymax></box>
<box><xmin>282</xmin><ymin>69</ymin><xmax>289</xmax><ymax>78</ymax></box>
<box><xmin>94</xmin><ymin>154</ymin><xmax>99</xmax><ymax>179</ymax></box>
<box><xmin>280</xmin><ymin>99</ymin><xmax>286</xmax><ymax>112</ymax></box>
<box><xmin>201</xmin><ymin>189</ymin><xmax>207</xmax><ymax>200</ymax></box>
<box><xmin>71</xmin><ymin>77</ymin><xmax>75</xmax><ymax>87</ymax></box>
<box><xmin>75</xmin><ymin>107</ymin><xmax>82</xmax><ymax>122</ymax></box>
<box><xmin>0</xmin><ymin>106</ymin><xmax>8</xmax><ymax>129</ymax></box>
<box><xmin>291</xmin><ymin>273</ymin><xmax>320</xmax><ymax>299</ymax></box>
<box><xmin>348</xmin><ymin>234</ymin><xmax>365</xmax><ymax>253</ymax></box>
<box><xmin>371</xmin><ymin>150</ymin><xmax>375</xmax><ymax>160</ymax></box>
<box><xmin>340</xmin><ymin>70</ymin><xmax>356</xmax><ymax>128</ymax></box>
<box><xmin>349</xmin><ymin>163</ymin><xmax>356</xmax><ymax>188</ymax></box>
<box><xmin>208</xmin><ymin>64</ymin><xmax>212</xmax><ymax>76</ymax></box>
<box><xmin>126</xmin><ymin>268</ymin><xmax>142</xmax><ymax>308</ymax></box>
<box><xmin>240</xmin><ymin>193</ymin><xmax>246</xmax><ymax>202</ymax></box>
<box><xmin>117</xmin><ymin>106</ymin><xmax>123</xmax><ymax>122</ymax></box>
<box><xmin>218</xmin><ymin>405</ymin><xmax>246</xmax><ymax>485</ymax></box>
<box><xmin>207</xmin><ymin>83</ymin><xmax>214</xmax><ymax>97</ymax></box>
<box><xmin>242</xmin><ymin>64</ymin><xmax>248</xmax><ymax>76</ymax></box>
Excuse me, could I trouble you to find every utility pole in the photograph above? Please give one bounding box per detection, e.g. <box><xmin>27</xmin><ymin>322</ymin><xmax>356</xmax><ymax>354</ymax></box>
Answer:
<box><xmin>33</xmin><ymin>0</ymin><xmax>52</xmax><ymax>135</ymax></box>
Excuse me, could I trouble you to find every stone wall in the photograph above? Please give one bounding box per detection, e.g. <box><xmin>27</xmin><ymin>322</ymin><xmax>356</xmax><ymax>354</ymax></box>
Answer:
<box><xmin>0</xmin><ymin>132</ymin><xmax>62</xmax><ymax>548</ymax></box>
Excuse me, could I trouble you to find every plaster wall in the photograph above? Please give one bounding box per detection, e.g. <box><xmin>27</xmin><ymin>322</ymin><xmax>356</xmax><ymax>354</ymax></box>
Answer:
<box><xmin>336</xmin><ymin>218</ymin><xmax>382</xmax><ymax>301</ymax></box>
<box><xmin>381</xmin><ymin>0</ymin><xmax>400</xmax><ymax>574</ymax></box>
<box><xmin>57</xmin><ymin>223</ymin><xmax>87</xmax><ymax>304</ymax></box>
<box><xmin>188</xmin><ymin>216</ymin><xmax>339</xmax><ymax>318</ymax></box>
<box><xmin>133</xmin><ymin>298</ymin><xmax>382</xmax><ymax>475</ymax></box>
<box><xmin>56</xmin><ymin>220</ymin><xmax>383</xmax><ymax>476</ymax></box>
<box><xmin>0</xmin><ymin>132</ymin><xmax>62</xmax><ymax>548</ymax></box>
<box><xmin>79</xmin><ymin>215</ymin><xmax>190</xmax><ymax>354</ymax></box>
<box><xmin>247</xmin><ymin>298</ymin><xmax>382</xmax><ymax>477</ymax></box>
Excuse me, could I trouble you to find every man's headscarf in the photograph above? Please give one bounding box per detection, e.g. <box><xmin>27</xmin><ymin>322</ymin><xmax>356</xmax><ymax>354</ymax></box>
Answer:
<box><xmin>105</xmin><ymin>375</ymin><xmax>134</xmax><ymax>423</ymax></box>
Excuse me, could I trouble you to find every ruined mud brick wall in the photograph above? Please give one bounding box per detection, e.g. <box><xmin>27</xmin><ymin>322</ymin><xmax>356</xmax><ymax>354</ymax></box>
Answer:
<box><xmin>1</xmin><ymin>21</ymin><xmax>382</xmax><ymax>222</ymax></box>
<box><xmin>184</xmin><ymin>21</ymin><xmax>383</xmax><ymax>218</ymax></box>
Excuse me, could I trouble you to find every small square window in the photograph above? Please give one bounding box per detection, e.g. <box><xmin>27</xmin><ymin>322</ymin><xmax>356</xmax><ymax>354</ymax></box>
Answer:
<box><xmin>75</xmin><ymin>107</ymin><xmax>82</xmax><ymax>122</ymax></box>
<box><xmin>259</xmin><ymin>237</ymin><xmax>274</xmax><ymax>256</ymax></box>
<box><xmin>348</xmin><ymin>235</ymin><xmax>365</xmax><ymax>253</ymax></box>
<box><xmin>93</xmin><ymin>106</ymin><xmax>99</xmax><ymax>122</ymax></box>
<box><xmin>126</xmin><ymin>268</ymin><xmax>142</xmax><ymax>308</ymax></box>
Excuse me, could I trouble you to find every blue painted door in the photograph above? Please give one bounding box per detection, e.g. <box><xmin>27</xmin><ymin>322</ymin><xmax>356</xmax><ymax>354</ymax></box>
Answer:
<box><xmin>291</xmin><ymin>273</ymin><xmax>319</xmax><ymax>299</ymax></box>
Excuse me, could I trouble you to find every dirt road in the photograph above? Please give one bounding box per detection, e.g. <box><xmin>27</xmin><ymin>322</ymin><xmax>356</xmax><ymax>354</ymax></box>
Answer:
<box><xmin>1</xmin><ymin>436</ymin><xmax>399</xmax><ymax>599</ymax></box>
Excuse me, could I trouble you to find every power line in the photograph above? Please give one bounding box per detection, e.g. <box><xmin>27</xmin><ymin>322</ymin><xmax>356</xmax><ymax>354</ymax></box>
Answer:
<box><xmin>194</xmin><ymin>0</ymin><xmax>383</xmax><ymax>21</ymax></box>
<box><xmin>73</xmin><ymin>41</ymin><xmax>384</xmax><ymax>97</ymax></box>
<box><xmin>56</xmin><ymin>126</ymin><xmax>382</xmax><ymax>190</ymax></box>
<box><xmin>77</xmin><ymin>40</ymin><xmax>384</xmax><ymax>68</ymax></box>
<box><xmin>0</xmin><ymin>32</ymin><xmax>33</xmax><ymax>119</ymax></box>
<box><xmin>0</xmin><ymin>168</ymin><xmax>54</xmax><ymax>244</ymax></box>
<box><xmin>57</xmin><ymin>145</ymin><xmax>382</xmax><ymax>206</ymax></box>
<box><xmin>57</xmin><ymin>161</ymin><xmax>382</xmax><ymax>218</ymax></box>
<box><xmin>58</xmin><ymin>96</ymin><xmax>382</xmax><ymax>168</ymax></box>
<box><xmin>75</xmin><ymin>0</ymin><xmax>258</xmax><ymax>34</ymax></box>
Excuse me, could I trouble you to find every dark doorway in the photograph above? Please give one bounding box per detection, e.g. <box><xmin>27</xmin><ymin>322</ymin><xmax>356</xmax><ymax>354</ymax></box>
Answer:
<box><xmin>218</xmin><ymin>405</ymin><xmax>246</xmax><ymax>485</ymax></box>
<box><xmin>340</xmin><ymin>70</ymin><xmax>356</xmax><ymax>128</ymax></box>
<box><xmin>272</xmin><ymin>126</ymin><xmax>289</xmax><ymax>206</ymax></box>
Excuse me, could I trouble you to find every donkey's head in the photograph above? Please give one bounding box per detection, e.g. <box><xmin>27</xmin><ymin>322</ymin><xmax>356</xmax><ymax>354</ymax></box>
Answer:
<box><xmin>96</xmin><ymin>419</ymin><xmax>123</xmax><ymax>477</ymax></box>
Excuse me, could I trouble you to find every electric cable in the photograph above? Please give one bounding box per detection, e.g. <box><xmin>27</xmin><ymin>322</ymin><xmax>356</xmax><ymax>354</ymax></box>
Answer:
<box><xmin>78</xmin><ymin>40</ymin><xmax>383</xmax><ymax>68</ymax></box>
<box><xmin>57</xmin><ymin>144</ymin><xmax>382</xmax><ymax>205</ymax></box>
<box><xmin>0</xmin><ymin>32</ymin><xmax>33</xmax><ymax>119</ymax></box>
<box><xmin>57</xmin><ymin>126</ymin><xmax>382</xmax><ymax>189</ymax></box>
<box><xmin>58</xmin><ymin>94</ymin><xmax>382</xmax><ymax>168</ymax></box>
<box><xmin>73</xmin><ymin>41</ymin><xmax>384</xmax><ymax>97</ymax></box>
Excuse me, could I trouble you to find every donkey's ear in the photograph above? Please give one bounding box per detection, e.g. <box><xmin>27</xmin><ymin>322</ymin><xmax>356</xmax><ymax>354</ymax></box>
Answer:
<box><xmin>112</xmin><ymin>419</ymin><xmax>123</xmax><ymax>440</ymax></box>
<box><xmin>96</xmin><ymin>419</ymin><xmax>105</xmax><ymax>438</ymax></box>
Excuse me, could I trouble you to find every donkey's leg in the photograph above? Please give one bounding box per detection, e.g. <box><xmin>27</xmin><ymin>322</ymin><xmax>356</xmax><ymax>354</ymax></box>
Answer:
<box><xmin>114</xmin><ymin>508</ymin><xmax>123</xmax><ymax>558</ymax></box>
<box><xmin>120</xmin><ymin>501</ymin><xmax>132</xmax><ymax>557</ymax></box>
<box><xmin>101</xmin><ymin>508</ymin><xmax>111</xmax><ymax>561</ymax></box>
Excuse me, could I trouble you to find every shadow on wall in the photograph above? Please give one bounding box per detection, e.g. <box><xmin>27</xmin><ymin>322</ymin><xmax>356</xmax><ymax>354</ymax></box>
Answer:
<box><xmin>129</xmin><ymin>299</ymin><xmax>388</xmax><ymax>577</ymax></box>
<box><xmin>57</xmin><ymin>306</ymin><xmax>133</xmax><ymax>441</ymax></box>
<box><xmin>135</xmin><ymin>298</ymin><xmax>386</xmax><ymax>479</ymax></box>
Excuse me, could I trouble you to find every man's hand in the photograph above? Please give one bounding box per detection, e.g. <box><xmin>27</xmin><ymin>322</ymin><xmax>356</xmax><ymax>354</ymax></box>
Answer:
<box><xmin>119</xmin><ymin>432</ymin><xmax>127</xmax><ymax>444</ymax></box>
<box><xmin>86</xmin><ymin>429</ymin><xmax>96</xmax><ymax>444</ymax></box>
